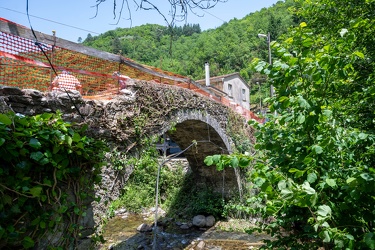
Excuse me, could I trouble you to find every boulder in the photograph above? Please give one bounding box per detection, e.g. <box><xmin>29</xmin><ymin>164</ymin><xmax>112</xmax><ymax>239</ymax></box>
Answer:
<box><xmin>137</xmin><ymin>223</ymin><xmax>152</xmax><ymax>232</ymax></box>
<box><xmin>192</xmin><ymin>215</ymin><xmax>206</xmax><ymax>227</ymax></box>
<box><xmin>205</xmin><ymin>215</ymin><xmax>215</xmax><ymax>227</ymax></box>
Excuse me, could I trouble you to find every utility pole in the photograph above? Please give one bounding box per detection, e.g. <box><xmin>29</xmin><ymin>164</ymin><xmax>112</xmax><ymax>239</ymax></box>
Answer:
<box><xmin>257</xmin><ymin>32</ymin><xmax>274</xmax><ymax>98</ymax></box>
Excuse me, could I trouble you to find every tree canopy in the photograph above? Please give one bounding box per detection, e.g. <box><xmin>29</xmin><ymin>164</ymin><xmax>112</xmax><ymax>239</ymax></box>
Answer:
<box><xmin>206</xmin><ymin>0</ymin><xmax>375</xmax><ymax>248</ymax></box>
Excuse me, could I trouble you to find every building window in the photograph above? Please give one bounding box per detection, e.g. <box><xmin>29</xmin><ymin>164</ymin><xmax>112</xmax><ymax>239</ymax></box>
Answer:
<box><xmin>242</xmin><ymin>89</ymin><xmax>247</xmax><ymax>101</ymax></box>
<box><xmin>228</xmin><ymin>84</ymin><xmax>233</xmax><ymax>97</ymax></box>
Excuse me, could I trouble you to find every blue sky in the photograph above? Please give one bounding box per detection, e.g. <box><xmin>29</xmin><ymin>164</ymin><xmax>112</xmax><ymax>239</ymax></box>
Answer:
<box><xmin>1</xmin><ymin>0</ymin><xmax>280</xmax><ymax>42</ymax></box>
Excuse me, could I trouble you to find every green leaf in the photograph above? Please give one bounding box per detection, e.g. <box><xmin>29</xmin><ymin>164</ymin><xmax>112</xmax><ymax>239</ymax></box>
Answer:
<box><xmin>278</xmin><ymin>180</ymin><xmax>287</xmax><ymax>190</ymax></box>
<box><xmin>48</xmin><ymin>220</ymin><xmax>55</xmax><ymax>228</ymax></box>
<box><xmin>346</xmin><ymin>177</ymin><xmax>356</xmax><ymax>184</ymax></box>
<box><xmin>31</xmin><ymin>217</ymin><xmax>40</xmax><ymax>226</ymax></box>
<box><xmin>298</xmin><ymin>96</ymin><xmax>310</xmax><ymax>109</ymax></box>
<box><xmin>40</xmin><ymin>221</ymin><xmax>46</xmax><ymax>229</ymax></box>
<box><xmin>345</xmin><ymin>234</ymin><xmax>354</xmax><ymax>241</ymax></box>
<box><xmin>29</xmin><ymin>138</ymin><xmax>41</xmax><ymax>149</ymax></box>
<box><xmin>76</xmin><ymin>142</ymin><xmax>84</xmax><ymax>149</ymax></box>
<box><xmin>22</xmin><ymin>236</ymin><xmax>35</xmax><ymax>249</ymax></box>
<box><xmin>278</xmin><ymin>96</ymin><xmax>289</xmax><ymax>102</ymax></box>
<box><xmin>0</xmin><ymin>138</ymin><xmax>5</xmax><ymax>146</ymax></box>
<box><xmin>302</xmin><ymin>38</ymin><xmax>314</xmax><ymax>47</ymax></box>
<box><xmin>297</xmin><ymin>114</ymin><xmax>305</xmax><ymax>124</ymax></box>
<box><xmin>3</xmin><ymin>195</ymin><xmax>12</xmax><ymax>204</ymax></box>
<box><xmin>11</xmin><ymin>204</ymin><xmax>21</xmax><ymax>214</ymax></box>
<box><xmin>39</xmin><ymin>158</ymin><xmax>49</xmax><ymax>165</ymax></box>
<box><xmin>72</xmin><ymin>132</ymin><xmax>81</xmax><ymax>142</ymax></box>
<box><xmin>307</xmin><ymin>173</ymin><xmax>317</xmax><ymax>183</ymax></box>
<box><xmin>326</xmin><ymin>178</ymin><xmax>337</xmax><ymax>187</ymax></box>
<box><xmin>322</xmin><ymin>109</ymin><xmax>332</xmax><ymax>118</ymax></box>
<box><xmin>300</xmin><ymin>22</ymin><xmax>307</xmax><ymax>28</ymax></box>
<box><xmin>65</xmin><ymin>135</ymin><xmax>72</xmax><ymax>146</ymax></box>
<box><xmin>212</xmin><ymin>154</ymin><xmax>221</xmax><ymax>164</ymax></box>
<box><xmin>289</xmin><ymin>168</ymin><xmax>300</xmax><ymax>173</ymax></box>
<box><xmin>365</xmin><ymin>232</ymin><xmax>375</xmax><ymax>249</ymax></box>
<box><xmin>358</xmin><ymin>132</ymin><xmax>368</xmax><ymax>140</ymax></box>
<box><xmin>321</xmin><ymin>230</ymin><xmax>331</xmax><ymax>243</ymax></box>
<box><xmin>40</xmin><ymin>113</ymin><xmax>53</xmax><ymax>119</ymax></box>
<box><xmin>317</xmin><ymin>205</ymin><xmax>331</xmax><ymax>217</ymax></box>
<box><xmin>339</xmin><ymin>28</ymin><xmax>348</xmax><ymax>37</ymax></box>
<box><xmin>280</xmin><ymin>188</ymin><xmax>293</xmax><ymax>198</ymax></box>
<box><xmin>29</xmin><ymin>186</ymin><xmax>43</xmax><ymax>197</ymax></box>
<box><xmin>302</xmin><ymin>182</ymin><xmax>316</xmax><ymax>194</ymax></box>
<box><xmin>0</xmin><ymin>114</ymin><xmax>12</xmax><ymax>125</ymax></box>
<box><xmin>360</xmin><ymin>173</ymin><xmax>374</xmax><ymax>181</ymax></box>
<box><xmin>312</xmin><ymin>145</ymin><xmax>323</xmax><ymax>154</ymax></box>
<box><xmin>204</xmin><ymin>156</ymin><xmax>213</xmax><ymax>166</ymax></box>
<box><xmin>238</xmin><ymin>157</ymin><xmax>251</xmax><ymax>168</ymax></box>
<box><xmin>231</xmin><ymin>156</ymin><xmax>239</xmax><ymax>168</ymax></box>
<box><xmin>353</xmin><ymin>51</ymin><xmax>365</xmax><ymax>59</ymax></box>
<box><xmin>30</xmin><ymin>151</ymin><xmax>44</xmax><ymax>161</ymax></box>
<box><xmin>53</xmin><ymin>145</ymin><xmax>60</xmax><ymax>154</ymax></box>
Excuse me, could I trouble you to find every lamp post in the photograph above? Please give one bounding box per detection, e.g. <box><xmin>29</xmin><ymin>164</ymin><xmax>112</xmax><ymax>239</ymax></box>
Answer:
<box><xmin>258</xmin><ymin>32</ymin><xmax>275</xmax><ymax>98</ymax></box>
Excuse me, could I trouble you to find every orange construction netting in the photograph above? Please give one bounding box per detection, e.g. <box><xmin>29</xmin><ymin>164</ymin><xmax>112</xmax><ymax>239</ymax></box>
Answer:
<box><xmin>0</xmin><ymin>19</ymin><xmax>263</xmax><ymax>122</ymax></box>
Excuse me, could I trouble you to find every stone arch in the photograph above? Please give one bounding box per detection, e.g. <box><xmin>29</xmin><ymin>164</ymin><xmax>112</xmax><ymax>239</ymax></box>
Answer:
<box><xmin>0</xmin><ymin>82</ymin><xmax>252</xmax><ymax>201</ymax></box>
<box><xmin>159</xmin><ymin>109</ymin><xmax>239</xmax><ymax>197</ymax></box>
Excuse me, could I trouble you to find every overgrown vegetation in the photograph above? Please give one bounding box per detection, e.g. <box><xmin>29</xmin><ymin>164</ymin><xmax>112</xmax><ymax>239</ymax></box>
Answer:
<box><xmin>206</xmin><ymin>0</ymin><xmax>375</xmax><ymax>249</ymax></box>
<box><xmin>109</xmin><ymin>136</ymin><xmax>225</xmax><ymax>219</ymax></box>
<box><xmin>0</xmin><ymin>112</ymin><xmax>107</xmax><ymax>249</ymax></box>
<box><xmin>167</xmin><ymin>174</ymin><xmax>225</xmax><ymax>219</ymax></box>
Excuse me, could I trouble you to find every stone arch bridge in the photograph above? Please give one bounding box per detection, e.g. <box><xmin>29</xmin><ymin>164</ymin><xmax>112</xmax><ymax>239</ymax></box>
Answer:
<box><xmin>0</xmin><ymin>80</ymin><xmax>255</xmax><ymax>198</ymax></box>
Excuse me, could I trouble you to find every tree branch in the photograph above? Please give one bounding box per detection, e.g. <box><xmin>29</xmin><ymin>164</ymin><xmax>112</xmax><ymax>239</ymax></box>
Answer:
<box><xmin>91</xmin><ymin>0</ymin><xmax>228</xmax><ymax>28</ymax></box>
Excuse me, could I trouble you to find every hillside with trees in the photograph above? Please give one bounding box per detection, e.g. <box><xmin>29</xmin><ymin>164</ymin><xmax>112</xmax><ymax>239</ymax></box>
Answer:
<box><xmin>83</xmin><ymin>0</ymin><xmax>296</xmax><ymax>81</ymax></box>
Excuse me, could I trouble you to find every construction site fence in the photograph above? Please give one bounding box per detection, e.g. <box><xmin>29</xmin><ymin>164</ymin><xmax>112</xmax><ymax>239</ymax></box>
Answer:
<box><xmin>0</xmin><ymin>18</ymin><xmax>262</xmax><ymax>123</ymax></box>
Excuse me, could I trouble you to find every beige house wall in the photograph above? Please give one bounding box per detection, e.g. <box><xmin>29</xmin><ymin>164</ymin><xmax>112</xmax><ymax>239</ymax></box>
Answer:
<box><xmin>222</xmin><ymin>75</ymin><xmax>250</xmax><ymax>110</ymax></box>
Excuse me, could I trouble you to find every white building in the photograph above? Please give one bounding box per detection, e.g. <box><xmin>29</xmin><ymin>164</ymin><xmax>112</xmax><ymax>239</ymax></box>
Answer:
<box><xmin>196</xmin><ymin>72</ymin><xmax>250</xmax><ymax>110</ymax></box>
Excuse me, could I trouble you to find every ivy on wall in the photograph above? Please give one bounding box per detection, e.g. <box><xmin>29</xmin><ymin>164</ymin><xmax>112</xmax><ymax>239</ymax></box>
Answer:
<box><xmin>0</xmin><ymin>112</ymin><xmax>107</xmax><ymax>249</ymax></box>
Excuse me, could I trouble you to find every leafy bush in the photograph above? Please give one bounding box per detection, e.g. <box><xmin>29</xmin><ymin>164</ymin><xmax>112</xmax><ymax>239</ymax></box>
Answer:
<box><xmin>206</xmin><ymin>1</ymin><xmax>375</xmax><ymax>247</ymax></box>
<box><xmin>0</xmin><ymin>112</ymin><xmax>106</xmax><ymax>249</ymax></box>
<box><xmin>165</xmin><ymin>171</ymin><xmax>225</xmax><ymax>219</ymax></box>
<box><xmin>109</xmin><ymin>140</ymin><xmax>187</xmax><ymax>213</ymax></box>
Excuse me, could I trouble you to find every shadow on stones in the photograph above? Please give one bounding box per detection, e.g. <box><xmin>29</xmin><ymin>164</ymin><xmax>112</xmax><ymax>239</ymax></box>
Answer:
<box><xmin>103</xmin><ymin>170</ymin><xmax>227</xmax><ymax>250</ymax></box>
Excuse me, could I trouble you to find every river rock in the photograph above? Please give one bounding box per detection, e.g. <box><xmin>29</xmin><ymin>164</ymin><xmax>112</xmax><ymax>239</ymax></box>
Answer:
<box><xmin>196</xmin><ymin>241</ymin><xmax>206</xmax><ymax>249</ymax></box>
<box><xmin>205</xmin><ymin>215</ymin><xmax>215</xmax><ymax>227</ymax></box>
<box><xmin>137</xmin><ymin>223</ymin><xmax>152</xmax><ymax>232</ymax></box>
<box><xmin>180</xmin><ymin>223</ymin><xmax>190</xmax><ymax>230</ymax></box>
<box><xmin>115</xmin><ymin>208</ymin><xmax>127</xmax><ymax>215</ymax></box>
<box><xmin>192</xmin><ymin>215</ymin><xmax>206</xmax><ymax>227</ymax></box>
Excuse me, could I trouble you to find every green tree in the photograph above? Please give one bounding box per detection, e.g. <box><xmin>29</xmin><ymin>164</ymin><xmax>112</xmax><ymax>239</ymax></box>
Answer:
<box><xmin>111</xmin><ymin>36</ymin><xmax>122</xmax><ymax>54</ymax></box>
<box><xmin>206</xmin><ymin>0</ymin><xmax>375</xmax><ymax>248</ymax></box>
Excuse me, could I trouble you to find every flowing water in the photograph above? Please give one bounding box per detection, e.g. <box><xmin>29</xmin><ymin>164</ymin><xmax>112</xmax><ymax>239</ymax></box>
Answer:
<box><xmin>100</xmin><ymin>213</ymin><xmax>271</xmax><ymax>250</ymax></box>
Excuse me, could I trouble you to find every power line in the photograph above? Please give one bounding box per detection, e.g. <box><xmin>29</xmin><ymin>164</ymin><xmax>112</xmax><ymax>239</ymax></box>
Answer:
<box><xmin>200</xmin><ymin>8</ymin><xmax>226</xmax><ymax>23</ymax></box>
<box><xmin>0</xmin><ymin>6</ymin><xmax>100</xmax><ymax>35</ymax></box>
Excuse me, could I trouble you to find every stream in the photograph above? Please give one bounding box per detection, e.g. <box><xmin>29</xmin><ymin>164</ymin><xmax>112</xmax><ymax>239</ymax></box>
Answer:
<box><xmin>99</xmin><ymin>213</ymin><xmax>271</xmax><ymax>250</ymax></box>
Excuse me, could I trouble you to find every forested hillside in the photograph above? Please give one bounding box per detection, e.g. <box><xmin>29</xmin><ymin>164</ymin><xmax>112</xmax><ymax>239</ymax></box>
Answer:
<box><xmin>83</xmin><ymin>0</ymin><xmax>296</xmax><ymax>82</ymax></box>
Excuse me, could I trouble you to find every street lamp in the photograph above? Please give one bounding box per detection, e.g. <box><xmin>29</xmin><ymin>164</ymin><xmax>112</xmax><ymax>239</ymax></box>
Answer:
<box><xmin>258</xmin><ymin>32</ymin><xmax>275</xmax><ymax>98</ymax></box>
